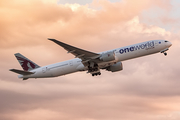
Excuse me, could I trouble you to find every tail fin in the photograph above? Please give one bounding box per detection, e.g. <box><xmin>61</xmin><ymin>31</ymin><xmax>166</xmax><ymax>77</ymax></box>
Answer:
<box><xmin>15</xmin><ymin>53</ymin><xmax>40</xmax><ymax>71</ymax></box>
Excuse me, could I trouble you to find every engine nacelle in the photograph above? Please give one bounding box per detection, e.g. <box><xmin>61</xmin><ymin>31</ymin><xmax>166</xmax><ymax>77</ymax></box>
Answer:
<box><xmin>106</xmin><ymin>62</ymin><xmax>123</xmax><ymax>72</ymax></box>
<box><xmin>100</xmin><ymin>51</ymin><xmax>115</xmax><ymax>62</ymax></box>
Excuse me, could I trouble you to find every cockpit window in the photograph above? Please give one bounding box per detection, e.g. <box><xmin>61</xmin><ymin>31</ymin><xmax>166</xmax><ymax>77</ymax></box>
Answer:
<box><xmin>165</xmin><ymin>41</ymin><xmax>168</xmax><ymax>42</ymax></box>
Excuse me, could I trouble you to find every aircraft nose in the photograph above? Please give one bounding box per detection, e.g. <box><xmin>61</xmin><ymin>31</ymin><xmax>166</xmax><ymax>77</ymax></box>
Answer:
<box><xmin>167</xmin><ymin>41</ymin><xmax>172</xmax><ymax>47</ymax></box>
<box><xmin>165</xmin><ymin>41</ymin><xmax>172</xmax><ymax>47</ymax></box>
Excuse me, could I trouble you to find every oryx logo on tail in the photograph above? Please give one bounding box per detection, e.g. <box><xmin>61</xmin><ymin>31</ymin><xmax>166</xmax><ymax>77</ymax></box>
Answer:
<box><xmin>15</xmin><ymin>53</ymin><xmax>40</xmax><ymax>71</ymax></box>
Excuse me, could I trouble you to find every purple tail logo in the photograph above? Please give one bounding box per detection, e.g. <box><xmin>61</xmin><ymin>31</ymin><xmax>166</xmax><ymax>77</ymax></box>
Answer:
<box><xmin>16</xmin><ymin>56</ymin><xmax>36</xmax><ymax>71</ymax></box>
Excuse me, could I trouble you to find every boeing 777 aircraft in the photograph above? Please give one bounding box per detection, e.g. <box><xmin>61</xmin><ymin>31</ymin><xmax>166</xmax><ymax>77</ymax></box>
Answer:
<box><xmin>10</xmin><ymin>39</ymin><xmax>172</xmax><ymax>80</ymax></box>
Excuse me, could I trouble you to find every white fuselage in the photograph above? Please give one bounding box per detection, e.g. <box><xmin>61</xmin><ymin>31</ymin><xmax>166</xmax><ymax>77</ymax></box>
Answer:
<box><xmin>18</xmin><ymin>40</ymin><xmax>172</xmax><ymax>79</ymax></box>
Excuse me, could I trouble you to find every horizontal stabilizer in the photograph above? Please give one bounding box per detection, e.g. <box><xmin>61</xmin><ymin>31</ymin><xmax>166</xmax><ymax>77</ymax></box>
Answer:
<box><xmin>9</xmin><ymin>69</ymin><xmax>34</xmax><ymax>75</ymax></box>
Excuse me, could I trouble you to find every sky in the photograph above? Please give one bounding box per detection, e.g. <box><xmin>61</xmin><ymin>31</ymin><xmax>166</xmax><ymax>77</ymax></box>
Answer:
<box><xmin>0</xmin><ymin>0</ymin><xmax>180</xmax><ymax>120</ymax></box>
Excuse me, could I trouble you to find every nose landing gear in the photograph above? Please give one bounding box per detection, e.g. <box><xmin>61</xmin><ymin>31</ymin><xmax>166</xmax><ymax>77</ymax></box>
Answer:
<box><xmin>164</xmin><ymin>52</ymin><xmax>167</xmax><ymax>56</ymax></box>
<box><xmin>161</xmin><ymin>51</ymin><xmax>167</xmax><ymax>56</ymax></box>
<box><xmin>160</xmin><ymin>48</ymin><xmax>169</xmax><ymax>56</ymax></box>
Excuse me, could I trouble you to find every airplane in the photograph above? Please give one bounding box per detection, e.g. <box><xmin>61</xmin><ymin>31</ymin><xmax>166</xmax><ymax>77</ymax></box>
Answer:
<box><xmin>10</xmin><ymin>39</ymin><xmax>172</xmax><ymax>80</ymax></box>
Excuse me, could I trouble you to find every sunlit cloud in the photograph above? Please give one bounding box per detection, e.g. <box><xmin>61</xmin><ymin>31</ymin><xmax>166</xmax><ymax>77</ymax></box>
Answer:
<box><xmin>0</xmin><ymin>0</ymin><xmax>180</xmax><ymax>120</ymax></box>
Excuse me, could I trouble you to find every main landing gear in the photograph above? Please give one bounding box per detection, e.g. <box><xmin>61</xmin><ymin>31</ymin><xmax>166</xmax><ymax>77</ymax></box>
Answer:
<box><xmin>88</xmin><ymin>62</ymin><xmax>101</xmax><ymax>76</ymax></box>
<box><xmin>92</xmin><ymin>72</ymin><xmax>101</xmax><ymax>76</ymax></box>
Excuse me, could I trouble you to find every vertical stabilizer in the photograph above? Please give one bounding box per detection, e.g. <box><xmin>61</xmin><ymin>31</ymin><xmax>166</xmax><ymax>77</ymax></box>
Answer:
<box><xmin>15</xmin><ymin>53</ymin><xmax>40</xmax><ymax>71</ymax></box>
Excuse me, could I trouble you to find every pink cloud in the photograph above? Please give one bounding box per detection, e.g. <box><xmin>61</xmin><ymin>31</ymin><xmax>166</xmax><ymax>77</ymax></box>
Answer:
<box><xmin>0</xmin><ymin>0</ymin><xmax>180</xmax><ymax>120</ymax></box>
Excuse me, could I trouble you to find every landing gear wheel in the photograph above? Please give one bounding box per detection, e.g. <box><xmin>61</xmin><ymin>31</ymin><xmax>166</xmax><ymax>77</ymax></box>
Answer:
<box><xmin>91</xmin><ymin>72</ymin><xmax>101</xmax><ymax>76</ymax></box>
<box><xmin>164</xmin><ymin>52</ymin><xmax>167</xmax><ymax>56</ymax></box>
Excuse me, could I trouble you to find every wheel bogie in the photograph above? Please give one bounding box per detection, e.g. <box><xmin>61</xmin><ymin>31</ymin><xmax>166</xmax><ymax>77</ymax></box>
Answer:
<box><xmin>92</xmin><ymin>72</ymin><xmax>101</xmax><ymax>76</ymax></box>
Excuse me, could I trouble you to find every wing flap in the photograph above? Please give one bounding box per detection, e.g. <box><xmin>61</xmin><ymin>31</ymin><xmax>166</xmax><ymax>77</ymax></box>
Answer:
<box><xmin>9</xmin><ymin>69</ymin><xmax>34</xmax><ymax>75</ymax></box>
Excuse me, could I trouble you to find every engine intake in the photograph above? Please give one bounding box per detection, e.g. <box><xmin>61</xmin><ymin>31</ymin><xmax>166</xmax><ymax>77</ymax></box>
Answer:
<box><xmin>100</xmin><ymin>51</ymin><xmax>115</xmax><ymax>62</ymax></box>
<box><xmin>106</xmin><ymin>62</ymin><xmax>123</xmax><ymax>72</ymax></box>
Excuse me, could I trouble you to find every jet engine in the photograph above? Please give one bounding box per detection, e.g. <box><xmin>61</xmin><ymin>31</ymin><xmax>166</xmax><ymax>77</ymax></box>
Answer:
<box><xmin>100</xmin><ymin>51</ymin><xmax>115</xmax><ymax>62</ymax></box>
<box><xmin>106</xmin><ymin>62</ymin><xmax>123</xmax><ymax>72</ymax></box>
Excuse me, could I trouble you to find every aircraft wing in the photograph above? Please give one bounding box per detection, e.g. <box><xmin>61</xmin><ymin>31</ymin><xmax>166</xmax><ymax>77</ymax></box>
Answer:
<box><xmin>48</xmin><ymin>38</ymin><xmax>100</xmax><ymax>61</ymax></box>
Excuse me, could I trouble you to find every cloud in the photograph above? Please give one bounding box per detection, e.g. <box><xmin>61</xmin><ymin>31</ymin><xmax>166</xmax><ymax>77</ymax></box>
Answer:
<box><xmin>0</xmin><ymin>0</ymin><xmax>173</xmax><ymax>49</ymax></box>
<box><xmin>0</xmin><ymin>0</ymin><xmax>180</xmax><ymax>120</ymax></box>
